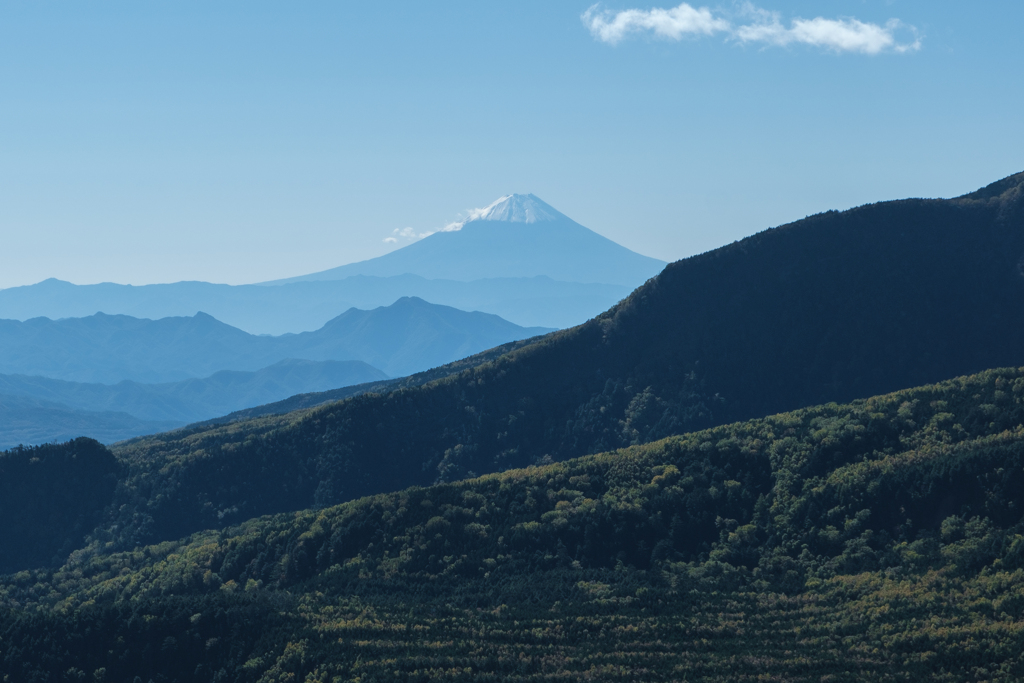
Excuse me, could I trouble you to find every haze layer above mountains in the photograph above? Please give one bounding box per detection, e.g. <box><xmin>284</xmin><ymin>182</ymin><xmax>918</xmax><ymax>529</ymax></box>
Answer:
<box><xmin>0</xmin><ymin>194</ymin><xmax>663</xmax><ymax>333</ymax></box>
<box><xmin>0</xmin><ymin>297</ymin><xmax>551</xmax><ymax>447</ymax></box>
<box><xmin>0</xmin><ymin>193</ymin><xmax>660</xmax><ymax>448</ymax></box>
<box><xmin>0</xmin><ymin>359</ymin><xmax>386</xmax><ymax>449</ymax></box>
<box><xmin>0</xmin><ymin>297</ymin><xmax>550</xmax><ymax>384</ymax></box>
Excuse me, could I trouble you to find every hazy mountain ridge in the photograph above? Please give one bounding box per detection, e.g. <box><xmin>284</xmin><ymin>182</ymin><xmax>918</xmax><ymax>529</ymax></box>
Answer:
<box><xmin>0</xmin><ymin>297</ymin><xmax>553</xmax><ymax>384</ymax></box>
<box><xmin>0</xmin><ymin>195</ymin><xmax>655</xmax><ymax>335</ymax></box>
<box><xmin>194</xmin><ymin>335</ymin><xmax>547</xmax><ymax>427</ymax></box>
<box><xmin>0</xmin><ymin>358</ymin><xmax>386</xmax><ymax>425</ymax></box>
<box><xmin>0</xmin><ymin>274</ymin><xmax>629</xmax><ymax>334</ymax></box>
<box><xmin>70</xmin><ymin>170</ymin><xmax>1024</xmax><ymax>550</ymax></box>
<box><xmin>0</xmin><ymin>393</ymin><xmax>180</xmax><ymax>450</ymax></box>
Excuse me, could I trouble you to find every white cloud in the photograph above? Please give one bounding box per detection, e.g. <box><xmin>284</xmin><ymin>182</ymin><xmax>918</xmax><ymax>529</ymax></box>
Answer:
<box><xmin>432</xmin><ymin>198</ymin><xmax>512</xmax><ymax>234</ymax></box>
<box><xmin>382</xmin><ymin>221</ymin><xmax>465</xmax><ymax>246</ymax></box>
<box><xmin>735</xmin><ymin>15</ymin><xmax>919</xmax><ymax>54</ymax></box>
<box><xmin>583</xmin><ymin>2</ymin><xmax>921</xmax><ymax>54</ymax></box>
<box><xmin>383</xmin><ymin>226</ymin><xmax>434</xmax><ymax>245</ymax></box>
<box><xmin>582</xmin><ymin>3</ymin><xmax>729</xmax><ymax>45</ymax></box>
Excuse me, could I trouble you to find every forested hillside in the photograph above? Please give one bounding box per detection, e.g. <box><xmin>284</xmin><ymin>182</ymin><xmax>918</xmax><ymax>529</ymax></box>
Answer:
<box><xmin>96</xmin><ymin>172</ymin><xmax>1024</xmax><ymax>548</ymax></box>
<box><xmin>3</xmin><ymin>368</ymin><xmax>1024</xmax><ymax>681</ymax></box>
<box><xmin>0</xmin><ymin>439</ymin><xmax>120</xmax><ymax>573</ymax></box>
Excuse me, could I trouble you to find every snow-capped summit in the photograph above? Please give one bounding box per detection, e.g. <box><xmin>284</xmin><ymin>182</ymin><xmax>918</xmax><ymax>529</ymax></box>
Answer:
<box><xmin>466</xmin><ymin>194</ymin><xmax>566</xmax><ymax>224</ymax></box>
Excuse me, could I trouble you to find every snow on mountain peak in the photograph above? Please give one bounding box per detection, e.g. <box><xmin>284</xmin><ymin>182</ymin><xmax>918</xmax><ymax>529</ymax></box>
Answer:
<box><xmin>438</xmin><ymin>194</ymin><xmax>565</xmax><ymax>233</ymax></box>
<box><xmin>430</xmin><ymin>194</ymin><xmax>570</xmax><ymax>235</ymax></box>
<box><xmin>468</xmin><ymin>194</ymin><xmax>565</xmax><ymax>224</ymax></box>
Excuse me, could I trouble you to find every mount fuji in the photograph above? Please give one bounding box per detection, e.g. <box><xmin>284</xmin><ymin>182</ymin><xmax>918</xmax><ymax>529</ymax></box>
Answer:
<box><xmin>262</xmin><ymin>194</ymin><xmax>666</xmax><ymax>288</ymax></box>
<box><xmin>0</xmin><ymin>195</ymin><xmax>662</xmax><ymax>333</ymax></box>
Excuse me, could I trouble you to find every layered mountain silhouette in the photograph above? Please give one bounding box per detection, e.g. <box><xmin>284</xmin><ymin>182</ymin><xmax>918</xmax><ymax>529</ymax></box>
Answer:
<box><xmin>7</xmin><ymin>174</ymin><xmax>1024</xmax><ymax>682</ymax></box>
<box><xmin>0</xmin><ymin>358</ymin><xmax>386</xmax><ymax>426</ymax></box>
<box><xmin>0</xmin><ymin>297</ymin><xmax>552</xmax><ymax>385</ymax></box>
<box><xmin>264</xmin><ymin>194</ymin><xmax>666</xmax><ymax>287</ymax></box>
<box><xmin>0</xmin><ymin>394</ymin><xmax>180</xmax><ymax>450</ymax></box>
<box><xmin>0</xmin><ymin>195</ymin><xmax>661</xmax><ymax>333</ymax></box>
<box><xmin>0</xmin><ymin>275</ymin><xmax>628</xmax><ymax>333</ymax></box>
<box><xmin>84</xmin><ymin>170</ymin><xmax>1024</xmax><ymax>547</ymax></box>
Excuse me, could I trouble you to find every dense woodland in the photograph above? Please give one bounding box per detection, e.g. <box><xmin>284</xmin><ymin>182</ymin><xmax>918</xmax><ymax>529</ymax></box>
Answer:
<box><xmin>0</xmin><ymin>438</ymin><xmax>120</xmax><ymax>574</ymax></box>
<box><xmin>69</xmin><ymin>171</ymin><xmax>1024</xmax><ymax>551</ymax></box>
<box><xmin>3</xmin><ymin>368</ymin><xmax>1024</xmax><ymax>680</ymax></box>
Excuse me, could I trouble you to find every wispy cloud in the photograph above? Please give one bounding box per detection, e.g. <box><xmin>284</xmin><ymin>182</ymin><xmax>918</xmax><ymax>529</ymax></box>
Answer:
<box><xmin>383</xmin><ymin>227</ymin><xmax>431</xmax><ymax>245</ymax></box>
<box><xmin>734</xmin><ymin>12</ymin><xmax>920</xmax><ymax>54</ymax></box>
<box><xmin>402</xmin><ymin>198</ymin><xmax>513</xmax><ymax>242</ymax></box>
<box><xmin>382</xmin><ymin>222</ymin><xmax>463</xmax><ymax>245</ymax></box>
<box><xmin>581</xmin><ymin>3</ymin><xmax>729</xmax><ymax>45</ymax></box>
<box><xmin>582</xmin><ymin>2</ymin><xmax>921</xmax><ymax>54</ymax></box>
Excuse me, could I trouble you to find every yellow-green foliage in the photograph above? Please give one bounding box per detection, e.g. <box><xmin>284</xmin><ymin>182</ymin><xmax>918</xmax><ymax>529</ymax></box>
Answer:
<box><xmin>4</xmin><ymin>368</ymin><xmax>1024</xmax><ymax>681</ymax></box>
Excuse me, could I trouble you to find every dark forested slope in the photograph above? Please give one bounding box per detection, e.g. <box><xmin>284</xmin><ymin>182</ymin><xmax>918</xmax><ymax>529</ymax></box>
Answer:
<box><xmin>101</xmin><ymin>172</ymin><xmax>1024</xmax><ymax>547</ymax></box>
<box><xmin>0</xmin><ymin>439</ymin><xmax>120</xmax><ymax>573</ymax></box>
<box><xmin>4</xmin><ymin>368</ymin><xmax>1024</xmax><ymax>681</ymax></box>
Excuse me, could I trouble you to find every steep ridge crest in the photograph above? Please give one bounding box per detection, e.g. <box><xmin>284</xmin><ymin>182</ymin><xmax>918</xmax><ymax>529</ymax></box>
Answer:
<box><xmin>100</xmin><ymin>172</ymin><xmax>1024</xmax><ymax>547</ymax></box>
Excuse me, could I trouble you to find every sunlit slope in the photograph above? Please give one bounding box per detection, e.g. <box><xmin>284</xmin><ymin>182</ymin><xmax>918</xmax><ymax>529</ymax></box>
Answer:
<box><xmin>105</xmin><ymin>172</ymin><xmax>1024</xmax><ymax>545</ymax></box>
<box><xmin>5</xmin><ymin>367</ymin><xmax>1024</xmax><ymax>680</ymax></box>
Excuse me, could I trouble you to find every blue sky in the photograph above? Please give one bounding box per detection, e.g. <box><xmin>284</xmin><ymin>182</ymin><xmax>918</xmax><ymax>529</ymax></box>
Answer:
<box><xmin>1</xmin><ymin>1</ymin><xmax>1021</xmax><ymax>288</ymax></box>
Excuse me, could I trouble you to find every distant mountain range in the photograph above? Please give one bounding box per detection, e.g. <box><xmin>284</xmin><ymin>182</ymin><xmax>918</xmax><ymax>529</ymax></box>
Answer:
<box><xmin>6</xmin><ymin>174</ymin><xmax>1024</xmax><ymax>681</ymax></box>
<box><xmin>0</xmin><ymin>358</ymin><xmax>386</xmax><ymax>449</ymax></box>
<box><xmin>95</xmin><ymin>171</ymin><xmax>1024</xmax><ymax>545</ymax></box>
<box><xmin>0</xmin><ymin>275</ymin><xmax>629</xmax><ymax>334</ymax></box>
<box><xmin>0</xmin><ymin>297</ymin><xmax>552</xmax><ymax>385</ymax></box>
<box><xmin>0</xmin><ymin>393</ymin><xmax>179</xmax><ymax>450</ymax></box>
<box><xmin>264</xmin><ymin>194</ymin><xmax>665</xmax><ymax>287</ymax></box>
<box><xmin>0</xmin><ymin>195</ymin><xmax>661</xmax><ymax>333</ymax></box>
<box><xmin>0</xmin><ymin>296</ymin><xmax>549</xmax><ymax>446</ymax></box>
<box><xmin>0</xmin><ymin>357</ymin><xmax>385</xmax><ymax>423</ymax></box>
